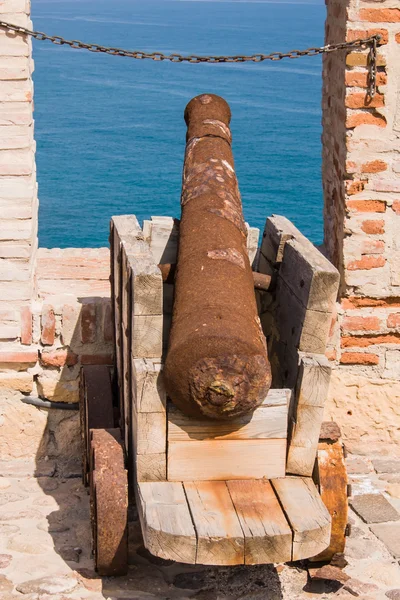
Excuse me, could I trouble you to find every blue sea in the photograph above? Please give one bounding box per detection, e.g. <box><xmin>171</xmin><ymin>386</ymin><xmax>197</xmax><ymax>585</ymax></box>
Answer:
<box><xmin>32</xmin><ymin>0</ymin><xmax>326</xmax><ymax>248</ymax></box>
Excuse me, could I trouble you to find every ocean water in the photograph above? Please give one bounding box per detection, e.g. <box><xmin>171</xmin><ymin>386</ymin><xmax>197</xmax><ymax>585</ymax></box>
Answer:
<box><xmin>32</xmin><ymin>0</ymin><xmax>326</xmax><ymax>248</ymax></box>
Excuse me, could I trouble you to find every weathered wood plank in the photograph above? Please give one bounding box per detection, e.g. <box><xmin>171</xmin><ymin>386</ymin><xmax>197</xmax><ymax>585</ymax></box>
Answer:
<box><xmin>260</xmin><ymin>215</ymin><xmax>298</xmax><ymax>264</ymax></box>
<box><xmin>132</xmin><ymin>405</ymin><xmax>166</xmax><ymax>456</ymax></box>
<box><xmin>168</xmin><ymin>439</ymin><xmax>286</xmax><ymax>482</ymax></box>
<box><xmin>227</xmin><ymin>480</ymin><xmax>292</xmax><ymax>564</ymax></box>
<box><xmin>274</xmin><ymin>276</ymin><xmax>332</xmax><ymax>355</ymax></box>
<box><xmin>271</xmin><ymin>476</ymin><xmax>331</xmax><ymax>561</ymax></box>
<box><xmin>168</xmin><ymin>401</ymin><xmax>288</xmax><ymax>442</ymax></box>
<box><xmin>132</xmin><ymin>358</ymin><xmax>166</xmax><ymax>414</ymax></box>
<box><xmin>127</xmin><ymin>253</ymin><xmax>163</xmax><ymax>316</ymax></box>
<box><xmin>280</xmin><ymin>238</ymin><xmax>339</xmax><ymax>313</ymax></box>
<box><xmin>144</xmin><ymin>216</ymin><xmax>179</xmax><ymax>265</ymax></box>
<box><xmin>287</xmin><ymin>354</ymin><xmax>332</xmax><ymax>477</ymax></box>
<box><xmin>137</xmin><ymin>482</ymin><xmax>197</xmax><ymax>564</ymax></box>
<box><xmin>136</xmin><ymin>454</ymin><xmax>167</xmax><ymax>482</ymax></box>
<box><xmin>184</xmin><ymin>481</ymin><xmax>244</xmax><ymax>565</ymax></box>
<box><xmin>246</xmin><ymin>224</ymin><xmax>259</xmax><ymax>267</ymax></box>
<box><xmin>131</xmin><ymin>314</ymin><xmax>163</xmax><ymax>359</ymax></box>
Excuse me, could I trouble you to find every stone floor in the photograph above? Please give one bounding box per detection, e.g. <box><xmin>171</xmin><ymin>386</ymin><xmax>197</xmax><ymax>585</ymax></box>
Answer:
<box><xmin>0</xmin><ymin>458</ymin><xmax>400</xmax><ymax>600</ymax></box>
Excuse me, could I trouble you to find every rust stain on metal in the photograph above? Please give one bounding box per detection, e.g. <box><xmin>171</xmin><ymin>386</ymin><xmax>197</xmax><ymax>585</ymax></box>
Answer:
<box><xmin>164</xmin><ymin>93</ymin><xmax>271</xmax><ymax>420</ymax></box>
<box><xmin>311</xmin><ymin>424</ymin><xmax>348</xmax><ymax>562</ymax></box>
<box><xmin>89</xmin><ymin>428</ymin><xmax>128</xmax><ymax>576</ymax></box>
<box><xmin>207</xmin><ymin>248</ymin><xmax>245</xmax><ymax>269</ymax></box>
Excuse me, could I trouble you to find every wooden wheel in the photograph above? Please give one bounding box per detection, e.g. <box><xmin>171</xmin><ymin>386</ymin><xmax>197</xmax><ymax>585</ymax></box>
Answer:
<box><xmin>310</xmin><ymin>422</ymin><xmax>348</xmax><ymax>563</ymax></box>
<box><xmin>89</xmin><ymin>428</ymin><xmax>128</xmax><ymax>576</ymax></box>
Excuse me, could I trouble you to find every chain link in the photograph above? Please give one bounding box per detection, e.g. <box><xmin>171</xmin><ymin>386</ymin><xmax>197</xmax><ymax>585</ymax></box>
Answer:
<box><xmin>0</xmin><ymin>20</ymin><xmax>381</xmax><ymax>96</ymax></box>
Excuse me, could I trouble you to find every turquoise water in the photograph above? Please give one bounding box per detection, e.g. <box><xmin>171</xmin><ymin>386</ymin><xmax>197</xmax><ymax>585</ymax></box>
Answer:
<box><xmin>32</xmin><ymin>0</ymin><xmax>325</xmax><ymax>248</ymax></box>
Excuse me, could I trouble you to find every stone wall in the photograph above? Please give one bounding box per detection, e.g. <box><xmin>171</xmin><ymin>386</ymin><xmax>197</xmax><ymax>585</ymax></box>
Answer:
<box><xmin>323</xmin><ymin>0</ymin><xmax>400</xmax><ymax>456</ymax></box>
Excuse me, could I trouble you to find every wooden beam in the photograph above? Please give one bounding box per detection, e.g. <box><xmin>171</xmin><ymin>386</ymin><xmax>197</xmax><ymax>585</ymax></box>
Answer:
<box><xmin>167</xmin><ymin>389</ymin><xmax>289</xmax><ymax>442</ymax></box>
<box><xmin>287</xmin><ymin>354</ymin><xmax>332</xmax><ymax>477</ymax></box>
<box><xmin>184</xmin><ymin>481</ymin><xmax>244</xmax><ymax>565</ymax></box>
<box><xmin>137</xmin><ymin>482</ymin><xmax>197</xmax><ymax>564</ymax></box>
<box><xmin>271</xmin><ymin>476</ymin><xmax>331</xmax><ymax>561</ymax></box>
<box><xmin>227</xmin><ymin>480</ymin><xmax>292</xmax><ymax>564</ymax></box>
<box><xmin>168</xmin><ymin>438</ymin><xmax>286</xmax><ymax>482</ymax></box>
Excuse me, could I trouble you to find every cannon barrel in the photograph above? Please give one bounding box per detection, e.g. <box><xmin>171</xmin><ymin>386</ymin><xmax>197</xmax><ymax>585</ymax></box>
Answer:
<box><xmin>164</xmin><ymin>94</ymin><xmax>272</xmax><ymax>420</ymax></box>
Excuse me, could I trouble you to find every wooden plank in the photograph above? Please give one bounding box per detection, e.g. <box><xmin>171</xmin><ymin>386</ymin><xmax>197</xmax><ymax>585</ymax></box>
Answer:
<box><xmin>260</xmin><ymin>215</ymin><xmax>298</xmax><ymax>264</ymax></box>
<box><xmin>287</xmin><ymin>354</ymin><xmax>332</xmax><ymax>477</ymax></box>
<box><xmin>280</xmin><ymin>238</ymin><xmax>339</xmax><ymax>313</ymax></box>
<box><xmin>184</xmin><ymin>481</ymin><xmax>244</xmax><ymax>565</ymax></box>
<box><xmin>136</xmin><ymin>454</ymin><xmax>167</xmax><ymax>482</ymax></box>
<box><xmin>246</xmin><ymin>224</ymin><xmax>259</xmax><ymax>267</ymax></box>
<box><xmin>121</xmin><ymin>249</ymin><xmax>132</xmax><ymax>457</ymax></box>
<box><xmin>227</xmin><ymin>480</ymin><xmax>292</xmax><ymax>565</ymax></box>
<box><xmin>127</xmin><ymin>252</ymin><xmax>163</xmax><ymax>317</ymax></box>
<box><xmin>132</xmin><ymin>358</ymin><xmax>166</xmax><ymax>414</ymax></box>
<box><xmin>146</xmin><ymin>216</ymin><xmax>179</xmax><ymax>265</ymax></box>
<box><xmin>168</xmin><ymin>439</ymin><xmax>286</xmax><ymax>482</ymax></box>
<box><xmin>168</xmin><ymin>402</ymin><xmax>288</xmax><ymax>442</ymax></box>
<box><xmin>132</xmin><ymin>405</ymin><xmax>166</xmax><ymax>456</ymax></box>
<box><xmin>271</xmin><ymin>476</ymin><xmax>331</xmax><ymax>561</ymax></box>
<box><xmin>131</xmin><ymin>314</ymin><xmax>163</xmax><ymax>359</ymax></box>
<box><xmin>137</xmin><ymin>482</ymin><xmax>197</xmax><ymax>564</ymax></box>
<box><xmin>274</xmin><ymin>276</ymin><xmax>332</xmax><ymax>355</ymax></box>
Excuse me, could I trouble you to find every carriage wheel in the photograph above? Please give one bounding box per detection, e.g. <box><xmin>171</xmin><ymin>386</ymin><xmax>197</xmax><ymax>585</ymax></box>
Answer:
<box><xmin>89</xmin><ymin>428</ymin><xmax>128</xmax><ymax>576</ymax></box>
<box><xmin>310</xmin><ymin>421</ymin><xmax>349</xmax><ymax>563</ymax></box>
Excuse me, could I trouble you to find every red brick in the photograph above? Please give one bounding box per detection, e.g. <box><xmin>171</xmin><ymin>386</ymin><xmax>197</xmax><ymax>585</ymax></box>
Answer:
<box><xmin>392</xmin><ymin>201</ymin><xmax>400</xmax><ymax>215</ymax></box>
<box><xmin>345</xmin><ymin>71</ymin><xmax>387</xmax><ymax>88</ymax></box>
<box><xmin>346</xmin><ymin>180</ymin><xmax>365</xmax><ymax>195</ymax></box>
<box><xmin>342</xmin><ymin>297</ymin><xmax>400</xmax><ymax>309</ymax></box>
<box><xmin>325</xmin><ymin>348</ymin><xmax>337</xmax><ymax>361</ymax></box>
<box><xmin>103</xmin><ymin>302</ymin><xmax>113</xmax><ymax>343</ymax></box>
<box><xmin>346</xmin><ymin>200</ymin><xmax>386</xmax><ymax>213</ymax></box>
<box><xmin>346</xmin><ymin>28</ymin><xmax>388</xmax><ymax>45</ymax></box>
<box><xmin>0</xmin><ymin>351</ymin><xmax>38</xmax><ymax>364</ymax></box>
<box><xmin>347</xmin><ymin>255</ymin><xmax>385</xmax><ymax>270</ymax></box>
<box><xmin>80</xmin><ymin>354</ymin><xmax>113</xmax><ymax>365</ymax></box>
<box><xmin>361</xmin><ymin>239</ymin><xmax>385</xmax><ymax>255</ymax></box>
<box><xmin>342</xmin><ymin>316</ymin><xmax>381</xmax><ymax>332</ymax></box>
<box><xmin>340</xmin><ymin>352</ymin><xmax>380</xmax><ymax>365</ymax></box>
<box><xmin>40</xmin><ymin>349</ymin><xmax>78</xmax><ymax>367</ymax></box>
<box><xmin>41</xmin><ymin>305</ymin><xmax>55</xmax><ymax>346</ymax></box>
<box><xmin>341</xmin><ymin>334</ymin><xmax>400</xmax><ymax>347</ymax></box>
<box><xmin>359</xmin><ymin>8</ymin><xmax>400</xmax><ymax>23</ymax></box>
<box><xmin>346</xmin><ymin>160</ymin><xmax>357</xmax><ymax>174</ymax></box>
<box><xmin>81</xmin><ymin>303</ymin><xmax>96</xmax><ymax>344</ymax></box>
<box><xmin>361</xmin><ymin>220</ymin><xmax>385</xmax><ymax>234</ymax></box>
<box><xmin>396</xmin><ymin>32</ymin><xmax>400</xmax><ymax>43</ymax></box>
<box><xmin>346</xmin><ymin>112</ymin><xmax>386</xmax><ymax>129</ymax></box>
<box><xmin>361</xmin><ymin>160</ymin><xmax>387</xmax><ymax>173</ymax></box>
<box><xmin>346</xmin><ymin>93</ymin><xmax>384</xmax><ymax>109</ymax></box>
<box><xmin>20</xmin><ymin>306</ymin><xmax>32</xmax><ymax>345</ymax></box>
<box><xmin>387</xmin><ymin>313</ymin><xmax>400</xmax><ymax>329</ymax></box>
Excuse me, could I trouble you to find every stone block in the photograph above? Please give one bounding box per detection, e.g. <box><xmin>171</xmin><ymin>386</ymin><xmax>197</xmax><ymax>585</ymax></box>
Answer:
<box><xmin>370</xmin><ymin>522</ymin><xmax>400</xmax><ymax>558</ymax></box>
<box><xmin>0</xmin><ymin>1</ymin><xmax>29</xmax><ymax>12</ymax></box>
<box><xmin>350</xmin><ymin>493</ymin><xmax>400</xmax><ymax>523</ymax></box>
<box><xmin>373</xmin><ymin>459</ymin><xmax>400</xmax><ymax>474</ymax></box>
<box><xmin>0</xmin><ymin>79</ymin><xmax>32</xmax><ymax>102</ymax></box>
<box><xmin>36</xmin><ymin>373</ymin><xmax>79</xmax><ymax>404</ymax></box>
<box><xmin>0</xmin><ymin>101</ymin><xmax>32</xmax><ymax>125</ymax></box>
<box><xmin>383</xmin><ymin>351</ymin><xmax>400</xmax><ymax>379</ymax></box>
<box><xmin>0</xmin><ymin>29</ymin><xmax>29</xmax><ymax>57</ymax></box>
<box><xmin>0</xmin><ymin>148</ymin><xmax>34</xmax><ymax>176</ymax></box>
<box><xmin>0</xmin><ymin>56</ymin><xmax>30</xmax><ymax>80</ymax></box>
<box><xmin>0</xmin><ymin>371</ymin><xmax>32</xmax><ymax>393</ymax></box>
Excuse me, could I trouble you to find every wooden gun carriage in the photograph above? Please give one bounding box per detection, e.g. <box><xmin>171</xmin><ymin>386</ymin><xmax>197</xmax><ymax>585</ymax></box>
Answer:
<box><xmin>80</xmin><ymin>93</ymin><xmax>347</xmax><ymax>575</ymax></box>
<box><xmin>80</xmin><ymin>212</ymin><xmax>348</xmax><ymax>575</ymax></box>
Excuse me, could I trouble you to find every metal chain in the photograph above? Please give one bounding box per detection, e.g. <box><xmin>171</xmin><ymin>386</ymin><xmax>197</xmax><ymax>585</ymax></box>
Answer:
<box><xmin>0</xmin><ymin>20</ymin><xmax>381</xmax><ymax>96</ymax></box>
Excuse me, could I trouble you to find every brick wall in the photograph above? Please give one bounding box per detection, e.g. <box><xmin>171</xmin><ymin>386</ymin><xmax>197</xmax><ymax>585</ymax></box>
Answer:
<box><xmin>323</xmin><ymin>0</ymin><xmax>400</xmax><ymax>379</ymax></box>
<box><xmin>0</xmin><ymin>0</ymin><xmax>37</xmax><ymax>342</ymax></box>
<box><xmin>323</xmin><ymin>0</ymin><xmax>400</xmax><ymax>455</ymax></box>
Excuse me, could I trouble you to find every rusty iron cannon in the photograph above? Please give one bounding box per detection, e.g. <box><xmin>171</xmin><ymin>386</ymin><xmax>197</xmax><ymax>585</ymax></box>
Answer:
<box><xmin>80</xmin><ymin>94</ymin><xmax>349</xmax><ymax>575</ymax></box>
<box><xmin>164</xmin><ymin>94</ymin><xmax>272</xmax><ymax>420</ymax></box>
